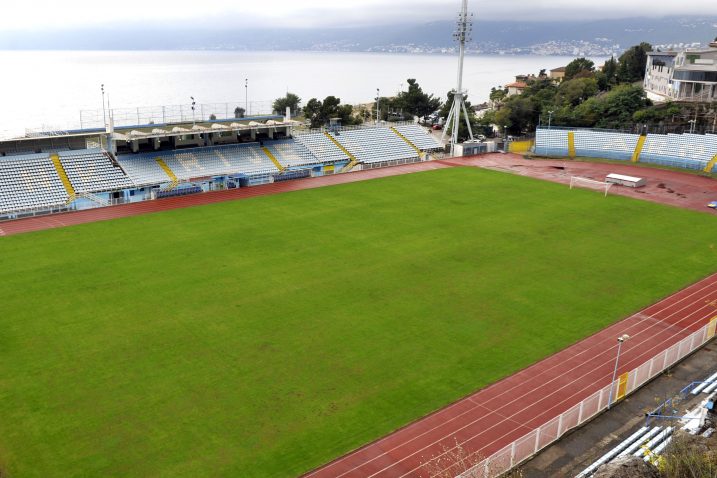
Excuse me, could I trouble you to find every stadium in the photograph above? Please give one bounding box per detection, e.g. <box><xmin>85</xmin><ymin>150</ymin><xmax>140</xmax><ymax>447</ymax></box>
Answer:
<box><xmin>1</xmin><ymin>100</ymin><xmax>717</xmax><ymax>477</ymax></box>
<box><xmin>2</xmin><ymin>3</ymin><xmax>717</xmax><ymax>478</ymax></box>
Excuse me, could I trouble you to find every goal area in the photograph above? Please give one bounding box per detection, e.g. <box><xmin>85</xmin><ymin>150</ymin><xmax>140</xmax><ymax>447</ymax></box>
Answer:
<box><xmin>569</xmin><ymin>176</ymin><xmax>613</xmax><ymax>197</ymax></box>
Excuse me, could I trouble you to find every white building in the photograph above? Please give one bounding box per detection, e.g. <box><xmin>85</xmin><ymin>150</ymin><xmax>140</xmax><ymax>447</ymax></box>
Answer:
<box><xmin>644</xmin><ymin>41</ymin><xmax>717</xmax><ymax>102</ymax></box>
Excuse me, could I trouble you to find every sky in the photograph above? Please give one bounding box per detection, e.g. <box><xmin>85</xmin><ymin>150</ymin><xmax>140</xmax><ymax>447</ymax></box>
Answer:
<box><xmin>2</xmin><ymin>0</ymin><xmax>716</xmax><ymax>30</ymax></box>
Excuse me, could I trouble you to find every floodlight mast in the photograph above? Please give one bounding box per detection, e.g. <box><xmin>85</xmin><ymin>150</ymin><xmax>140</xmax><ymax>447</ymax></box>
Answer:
<box><xmin>442</xmin><ymin>0</ymin><xmax>474</xmax><ymax>155</ymax></box>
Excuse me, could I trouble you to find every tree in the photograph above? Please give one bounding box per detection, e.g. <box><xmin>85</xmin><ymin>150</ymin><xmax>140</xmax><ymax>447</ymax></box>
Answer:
<box><xmin>601</xmin><ymin>56</ymin><xmax>618</xmax><ymax>89</ymax></box>
<box><xmin>555</xmin><ymin>78</ymin><xmax>599</xmax><ymax>107</ymax></box>
<box><xmin>617</xmin><ymin>43</ymin><xmax>652</xmax><ymax>83</ymax></box>
<box><xmin>303</xmin><ymin>98</ymin><xmax>324</xmax><ymax>128</ymax></box>
<box><xmin>633</xmin><ymin>102</ymin><xmax>681</xmax><ymax>124</ymax></box>
<box><xmin>594</xmin><ymin>84</ymin><xmax>650</xmax><ymax>128</ymax></box>
<box><xmin>564</xmin><ymin>58</ymin><xmax>595</xmax><ymax>81</ymax></box>
<box><xmin>494</xmin><ymin>96</ymin><xmax>538</xmax><ymax>135</ymax></box>
<box><xmin>396</xmin><ymin>79</ymin><xmax>442</xmax><ymax>118</ymax></box>
<box><xmin>303</xmin><ymin>96</ymin><xmax>361</xmax><ymax>128</ymax></box>
<box><xmin>272</xmin><ymin>92</ymin><xmax>301</xmax><ymax>116</ymax></box>
<box><xmin>489</xmin><ymin>86</ymin><xmax>508</xmax><ymax>106</ymax></box>
<box><xmin>234</xmin><ymin>106</ymin><xmax>245</xmax><ymax>119</ymax></box>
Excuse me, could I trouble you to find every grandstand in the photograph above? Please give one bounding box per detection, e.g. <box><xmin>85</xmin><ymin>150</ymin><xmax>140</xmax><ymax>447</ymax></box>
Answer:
<box><xmin>535</xmin><ymin>127</ymin><xmax>717</xmax><ymax>173</ymax></box>
<box><xmin>293</xmin><ymin>132</ymin><xmax>350</xmax><ymax>164</ymax></box>
<box><xmin>59</xmin><ymin>150</ymin><xmax>133</xmax><ymax>193</ymax></box>
<box><xmin>0</xmin><ymin>123</ymin><xmax>442</xmax><ymax>220</ymax></box>
<box><xmin>393</xmin><ymin>124</ymin><xmax>445</xmax><ymax>152</ymax></box>
<box><xmin>264</xmin><ymin>140</ymin><xmax>318</xmax><ymax>169</ymax></box>
<box><xmin>327</xmin><ymin>128</ymin><xmax>418</xmax><ymax>164</ymax></box>
<box><xmin>0</xmin><ymin>153</ymin><xmax>69</xmax><ymax>214</ymax></box>
<box><xmin>572</xmin><ymin>130</ymin><xmax>638</xmax><ymax>161</ymax></box>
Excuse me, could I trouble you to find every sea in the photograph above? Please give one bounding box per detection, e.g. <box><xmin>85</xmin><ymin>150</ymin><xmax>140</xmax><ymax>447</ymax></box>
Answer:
<box><xmin>0</xmin><ymin>50</ymin><xmax>601</xmax><ymax>138</ymax></box>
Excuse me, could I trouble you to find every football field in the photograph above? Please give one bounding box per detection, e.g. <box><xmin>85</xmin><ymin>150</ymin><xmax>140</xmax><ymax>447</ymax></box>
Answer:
<box><xmin>1</xmin><ymin>167</ymin><xmax>716</xmax><ymax>477</ymax></box>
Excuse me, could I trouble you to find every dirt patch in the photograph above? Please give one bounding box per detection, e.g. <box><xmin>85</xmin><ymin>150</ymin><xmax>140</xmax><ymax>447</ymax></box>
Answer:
<box><xmin>454</xmin><ymin>154</ymin><xmax>717</xmax><ymax>214</ymax></box>
<box><xmin>593</xmin><ymin>456</ymin><xmax>660</xmax><ymax>478</ymax></box>
<box><xmin>592</xmin><ymin>456</ymin><xmax>660</xmax><ymax>478</ymax></box>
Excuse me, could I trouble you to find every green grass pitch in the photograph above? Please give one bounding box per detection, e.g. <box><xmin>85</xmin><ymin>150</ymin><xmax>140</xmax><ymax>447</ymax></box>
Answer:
<box><xmin>1</xmin><ymin>167</ymin><xmax>716</xmax><ymax>477</ymax></box>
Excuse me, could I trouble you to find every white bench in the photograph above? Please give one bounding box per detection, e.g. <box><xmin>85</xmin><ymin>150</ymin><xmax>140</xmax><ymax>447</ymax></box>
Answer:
<box><xmin>605</xmin><ymin>173</ymin><xmax>646</xmax><ymax>188</ymax></box>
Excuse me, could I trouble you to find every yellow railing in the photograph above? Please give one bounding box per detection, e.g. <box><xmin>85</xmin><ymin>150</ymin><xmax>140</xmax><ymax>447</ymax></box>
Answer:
<box><xmin>261</xmin><ymin>147</ymin><xmax>285</xmax><ymax>172</ymax></box>
<box><xmin>155</xmin><ymin>158</ymin><xmax>179</xmax><ymax>191</ymax></box>
<box><xmin>323</xmin><ymin>132</ymin><xmax>359</xmax><ymax>172</ymax></box>
<box><xmin>390</xmin><ymin>127</ymin><xmax>423</xmax><ymax>157</ymax></box>
<box><xmin>50</xmin><ymin>154</ymin><xmax>76</xmax><ymax>199</ymax></box>
<box><xmin>631</xmin><ymin>135</ymin><xmax>647</xmax><ymax>163</ymax></box>
<box><xmin>704</xmin><ymin>154</ymin><xmax>717</xmax><ymax>174</ymax></box>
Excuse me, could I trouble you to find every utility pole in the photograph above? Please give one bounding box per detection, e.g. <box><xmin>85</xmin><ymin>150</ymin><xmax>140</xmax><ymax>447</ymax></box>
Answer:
<box><xmin>376</xmin><ymin>88</ymin><xmax>380</xmax><ymax>124</ymax></box>
<box><xmin>191</xmin><ymin>96</ymin><xmax>196</xmax><ymax>126</ymax></box>
<box><xmin>441</xmin><ymin>0</ymin><xmax>474</xmax><ymax>155</ymax></box>
<box><xmin>607</xmin><ymin>334</ymin><xmax>630</xmax><ymax>410</ymax></box>
<box><xmin>101</xmin><ymin>84</ymin><xmax>107</xmax><ymax>130</ymax></box>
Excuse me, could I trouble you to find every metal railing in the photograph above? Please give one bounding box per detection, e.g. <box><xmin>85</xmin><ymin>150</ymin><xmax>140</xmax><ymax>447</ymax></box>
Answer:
<box><xmin>459</xmin><ymin>318</ymin><xmax>717</xmax><ymax>478</ymax></box>
<box><xmin>79</xmin><ymin>100</ymin><xmax>276</xmax><ymax>130</ymax></box>
<box><xmin>537</xmin><ymin>124</ymin><xmax>717</xmax><ymax>135</ymax></box>
<box><xmin>295</xmin><ymin>120</ymin><xmax>418</xmax><ymax>136</ymax></box>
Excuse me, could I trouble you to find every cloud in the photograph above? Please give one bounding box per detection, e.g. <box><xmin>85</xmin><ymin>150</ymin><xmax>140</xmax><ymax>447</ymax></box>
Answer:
<box><xmin>1</xmin><ymin>0</ymin><xmax>716</xmax><ymax>30</ymax></box>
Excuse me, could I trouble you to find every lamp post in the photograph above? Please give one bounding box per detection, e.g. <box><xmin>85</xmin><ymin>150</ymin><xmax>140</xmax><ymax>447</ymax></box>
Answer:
<box><xmin>548</xmin><ymin>110</ymin><xmax>554</xmax><ymax>129</ymax></box>
<box><xmin>376</xmin><ymin>88</ymin><xmax>380</xmax><ymax>124</ymax></box>
<box><xmin>190</xmin><ymin>96</ymin><xmax>196</xmax><ymax>125</ymax></box>
<box><xmin>245</xmin><ymin>79</ymin><xmax>248</xmax><ymax>116</ymax></box>
<box><xmin>688</xmin><ymin>119</ymin><xmax>696</xmax><ymax>134</ymax></box>
<box><xmin>607</xmin><ymin>334</ymin><xmax>630</xmax><ymax>410</ymax></box>
<box><xmin>101</xmin><ymin>84</ymin><xmax>107</xmax><ymax>130</ymax></box>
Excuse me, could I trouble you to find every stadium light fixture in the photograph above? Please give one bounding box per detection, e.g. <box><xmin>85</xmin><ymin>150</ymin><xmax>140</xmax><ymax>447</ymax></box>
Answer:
<box><xmin>191</xmin><ymin>96</ymin><xmax>196</xmax><ymax>125</ymax></box>
<box><xmin>376</xmin><ymin>88</ymin><xmax>380</xmax><ymax>124</ymax></box>
<box><xmin>101</xmin><ymin>84</ymin><xmax>107</xmax><ymax>130</ymax></box>
<box><xmin>607</xmin><ymin>334</ymin><xmax>630</xmax><ymax>410</ymax></box>
<box><xmin>442</xmin><ymin>0</ymin><xmax>475</xmax><ymax>155</ymax></box>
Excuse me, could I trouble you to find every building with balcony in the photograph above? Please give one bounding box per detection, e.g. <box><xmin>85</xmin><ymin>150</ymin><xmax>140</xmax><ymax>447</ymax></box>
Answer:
<box><xmin>644</xmin><ymin>41</ymin><xmax>717</xmax><ymax>102</ymax></box>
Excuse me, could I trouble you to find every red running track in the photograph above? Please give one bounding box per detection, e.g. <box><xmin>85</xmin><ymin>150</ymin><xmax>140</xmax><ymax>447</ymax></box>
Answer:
<box><xmin>302</xmin><ymin>272</ymin><xmax>717</xmax><ymax>478</ymax></box>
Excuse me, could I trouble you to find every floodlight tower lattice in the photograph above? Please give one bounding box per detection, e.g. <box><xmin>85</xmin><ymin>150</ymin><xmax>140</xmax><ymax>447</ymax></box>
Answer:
<box><xmin>442</xmin><ymin>0</ymin><xmax>475</xmax><ymax>155</ymax></box>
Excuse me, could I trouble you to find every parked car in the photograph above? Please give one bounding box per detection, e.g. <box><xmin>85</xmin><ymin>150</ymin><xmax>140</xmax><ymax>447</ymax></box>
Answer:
<box><xmin>432</xmin><ymin>124</ymin><xmax>443</xmax><ymax>131</ymax></box>
<box><xmin>708</xmin><ymin>201</ymin><xmax>717</xmax><ymax>209</ymax></box>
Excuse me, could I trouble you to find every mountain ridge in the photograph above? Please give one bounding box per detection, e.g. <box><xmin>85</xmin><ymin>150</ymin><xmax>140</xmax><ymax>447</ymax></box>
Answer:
<box><xmin>1</xmin><ymin>16</ymin><xmax>715</xmax><ymax>55</ymax></box>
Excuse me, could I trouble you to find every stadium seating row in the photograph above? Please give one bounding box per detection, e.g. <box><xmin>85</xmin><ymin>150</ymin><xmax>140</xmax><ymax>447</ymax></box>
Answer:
<box><xmin>59</xmin><ymin>150</ymin><xmax>133</xmax><ymax>193</ymax></box>
<box><xmin>328</xmin><ymin>128</ymin><xmax>419</xmax><ymax>164</ymax></box>
<box><xmin>0</xmin><ymin>153</ymin><xmax>69</xmax><ymax>213</ymax></box>
<box><xmin>535</xmin><ymin>128</ymin><xmax>717</xmax><ymax>172</ymax></box>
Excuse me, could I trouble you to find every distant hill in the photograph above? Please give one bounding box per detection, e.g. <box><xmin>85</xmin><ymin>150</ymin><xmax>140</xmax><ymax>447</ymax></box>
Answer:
<box><xmin>1</xmin><ymin>16</ymin><xmax>715</xmax><ymax>55</ymax></box>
